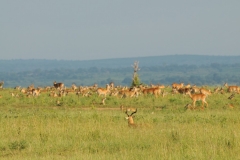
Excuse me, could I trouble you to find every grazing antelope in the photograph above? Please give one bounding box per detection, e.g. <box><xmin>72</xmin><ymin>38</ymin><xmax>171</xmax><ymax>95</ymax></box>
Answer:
<box><xmin>53</xmin><ymin>81</ymin><xmax>64</xmax><ymax>90</ymax></box>
<box><xmin>228</xmin><ymin>94</ymin><xmax>235</xmax><ymax>100</ymax></box>
<box><xmin>186</xmin><ymin>91</ymin><xmax>208</xmax><ymax>109</ymax></box>
<box><xmin>125</xmin><ymin>109</ymin><xmax>138</xmax><ymax>127</ymax></box>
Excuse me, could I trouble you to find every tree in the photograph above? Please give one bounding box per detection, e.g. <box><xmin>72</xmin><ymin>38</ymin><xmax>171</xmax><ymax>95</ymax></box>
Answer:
<box><xmin>131</xmin><ymin>61</ymin><xmax>141</xmax><ymax>87</ymax></box>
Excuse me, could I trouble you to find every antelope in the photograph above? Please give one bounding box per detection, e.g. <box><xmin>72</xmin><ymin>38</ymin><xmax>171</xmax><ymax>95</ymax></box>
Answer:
<box><xmin>27</xmin><ymin>84</ymin><xmax>34</xmax><ymax>91</ymax></box>
<box><xmin>32</xmin><ymin>88</ymin><xmax>41</xmax><ymax>97</ymax></box>
<box><xmin>228</xmin><ymin>94</ymin><xmax>235</xmax><ymax>100</ymax></box>
<box><xmin>142</xmin><ymin>86</ymin><xmax>161</xmax><ymax>98</ymax></box>
<box><xmin>109</xmin><ymin>82</ymin><xmax>114</xmax><ymax>90</ymax></box>
<box><xmin>121</xmin><ymin>87</ymin><xmax>138</xmax><ymax>98</ymax></box>
<box><xmin>0</xmin><ymin>81</ymin><xmax>4</xmax><ymax>89</ymax></box>
<box><xmin>186</xmin><ymin>91</ymin><xmax>208</xmax><ymax>109</ymax></box>
<box><xmin>200</xmin><ymin>88</ymin><xmax>212</xmax><ymax>96</ymax></box>
<box><xmin>49</xmin><ymin>91</ymin><xmax>58</xmax><ymax>97</ymax></box>
<box><xmin>191</xmin><ymin>86</ymin><xmax>200</xmax><ymax>93</ymax></box>
<box><xmin>110</xmin><ymin>89</ymin><xmax>119</xmax><ymax>97</ymax></box>
<box><xmin>172</xmin><ymin>82</ymin><xmax>184</xmax><ymax>90</ymax></box>
<box><xmin>125</xmin><ymin>109</ymin><xmax>138</xmax><ymax>127</ymax></box>
<box><xmin>71</xmin><ymin>83</ymin><xmax>78</xmax><ymax>91</ymax></box>
<box><xmin>213</xmin><ymin>87</ymin><xmax>220</xmax><ymax>94</ymax></box>
<box><xmin>96</xmin><ymin>84</ymin><xmax>110</xmax><ymax>97</ymax></box>
<box><xmin>224</xmin><ymin>83</ymin><xmax>240</xmax><ymax>93</ymax></box>
<box><xmin>185</xmin><ymin>84</ymin><xmax>191</xmax><ymax>89</ymax></box>
<box><xmin>53</xmin><ymin>81</ymin><xmax>64</xmax><ymax>90</ymax></box>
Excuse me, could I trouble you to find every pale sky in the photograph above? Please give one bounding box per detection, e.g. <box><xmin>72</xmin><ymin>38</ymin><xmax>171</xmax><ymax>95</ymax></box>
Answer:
<box><xmin>0</xmin><ymin>1</ymin><xmax>239</xmax><ymax>60</ymax></box>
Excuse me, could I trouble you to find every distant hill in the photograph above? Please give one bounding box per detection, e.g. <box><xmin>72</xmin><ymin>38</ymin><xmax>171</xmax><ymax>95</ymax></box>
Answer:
<box><xmin>1</xmin><ymin>55</ymin><xmax>240</xmax><ymax>87</ymax></box>
<box><xmin>0</xmin><ymin>55</ymin><xmax>240</xmax><ymax>72</ymax></box>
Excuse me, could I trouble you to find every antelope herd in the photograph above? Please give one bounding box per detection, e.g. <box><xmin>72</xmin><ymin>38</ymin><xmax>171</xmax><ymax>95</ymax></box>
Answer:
<box><xmin>0</xmin><ymin>80</ymin><xmax>239</xmax><ymax>126</ymax></box>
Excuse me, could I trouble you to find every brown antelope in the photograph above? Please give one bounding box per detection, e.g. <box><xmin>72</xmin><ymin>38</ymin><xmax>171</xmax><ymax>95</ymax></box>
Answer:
<box><xmin>53</xmin><ymin>81</ymin><xmax>64</xmax><ymax>90</ymax></box>
<box><xmin>125</xmin><ymin>109</ymin><xmax>138</xmax><ymax>127</ymax></box>
<box><xmin>109</xmin><ymin>82</ymin><xmax>114</xmax><ymax>90</ymax></box>
<box><xmin>213</xmin><ymin>87</ymin><xmax>220</xmax><ymax>94</ymax></box>
<box><xmin>200</xmin><ymin>88</ymin><xmax>212</xmax><ymax>96</ymax></box>
<box><xmin>0</xmin><ymin>81</ymin><xmax>4</xmax><ymax>89</ymax></box>
<box><xmin>172</xmin><ymin>82</ymin><xmax>184</xmax><ymax>90</ymax></box>
<box><xmin>110</xmin><ymin>89</ymin><xmax>119</xmax><ymax>97</ymax></box>
<box><xmin>121</xmin><ymin>87</ymin><xmax>138</xmax><ymax>98</ymax></box>
<box><xmin>96</xmin><ymin>84</ymin><xmax>110</xmax><ymax>97</ymax></box>
<box><xmin>20</xmin><ymin>88</ymin><xmax>26</xmax><ymax>93</ymax></box>
<box><xmin>32</xmin><ymin>88</ymin><xmax>41</xmax><ymax>97</ymax></box>
<box><xmin>186</xmin><ymin>91</ymin><xmax>208</xmax><ymax>109</ymax></box>
<box><xmin>185</xmin><ymin>83</ymin><xmax>191</xmax><ymax>89</ymax></box>
<box><xmin>142</xmin><ymin>86</ymin><xmax>161</xmax><ymax>98</ymax></box>
<box><xmin>71</xmin><ymin>83</ymin><xmax>78</xmax><ymax>91</ymax></box>
<box><xmin>224</xmin><ymin>83</ymin><xmax>240</xmax><ymax>93</ymax></box>
<box><xmin>49</xmin><ymin>91</ymin><xmax>58</xmax><ymax>97</ymax></box>
<box><xmin>27</xmin><ymin>84</ymin><xmax>34</xmax><ymax>91</ymax></box>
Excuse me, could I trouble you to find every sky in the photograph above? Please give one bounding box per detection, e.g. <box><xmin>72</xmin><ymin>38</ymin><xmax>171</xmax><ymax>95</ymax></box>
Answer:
<box><xmin>0</xmin><ymin>1</ymin><xmax>240</xmax><ymax>60</ymax></box>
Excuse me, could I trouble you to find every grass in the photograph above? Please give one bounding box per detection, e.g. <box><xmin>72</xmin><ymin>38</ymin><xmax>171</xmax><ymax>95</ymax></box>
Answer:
<box><xmin>0</xmin><ymin>88</ymin><xmax>240</xmax><ymax>159</ymax></box>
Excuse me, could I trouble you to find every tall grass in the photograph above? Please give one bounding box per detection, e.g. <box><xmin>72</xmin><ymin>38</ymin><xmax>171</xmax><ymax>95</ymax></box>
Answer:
<box><xmin>0</xmin><ymin>88</ymin><xmax>240</xmax><ymax>159</ymax></box>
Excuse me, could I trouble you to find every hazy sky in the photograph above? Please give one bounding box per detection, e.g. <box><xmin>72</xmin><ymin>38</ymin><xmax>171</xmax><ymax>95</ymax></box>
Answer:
<box><xmin>1</xmin><ymin>1</ymin><xmax>239</xmax><ymax>60</ymax></box>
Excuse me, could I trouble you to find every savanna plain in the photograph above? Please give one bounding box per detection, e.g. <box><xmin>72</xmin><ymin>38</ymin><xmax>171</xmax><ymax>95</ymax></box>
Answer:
<box><xmin>0</xmin><ymin>85</ymin><xmax>240</xmax><ymax>160</ymax></box>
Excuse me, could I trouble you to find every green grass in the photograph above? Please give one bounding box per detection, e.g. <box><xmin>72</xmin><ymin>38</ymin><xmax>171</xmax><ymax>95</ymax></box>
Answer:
<box><xmin>0</xmin><ymin>88</ymin><xmax>240</xmax><ymax>159</ymax></box>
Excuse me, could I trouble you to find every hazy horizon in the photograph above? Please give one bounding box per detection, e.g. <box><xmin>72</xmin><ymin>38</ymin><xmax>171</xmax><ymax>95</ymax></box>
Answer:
<box><xmin>1</xmin><ymin>1</ymin><xmax>240</xmax><ymax>60</ymax></box>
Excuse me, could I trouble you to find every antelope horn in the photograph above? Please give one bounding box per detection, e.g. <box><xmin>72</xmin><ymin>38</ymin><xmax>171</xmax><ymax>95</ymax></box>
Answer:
<box><xmin>125</xmin><ymin>110</ymin><xmax>129</xmax><ymax>116</ymax></box>
<box><xmin>130</xmin><ymin>109</ymin><xmax>137</xmax><ymax>116</ymax></box>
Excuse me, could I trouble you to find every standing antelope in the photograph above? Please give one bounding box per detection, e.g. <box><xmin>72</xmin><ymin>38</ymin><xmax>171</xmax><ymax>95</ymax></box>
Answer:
<box><xmin>200</xmin><ymin>88</ymin><xmax>212</xmax><ymax>96</ymax></box>
<box><xmin>224</xmin><ymin>83</ymin><xmax>240</xmax><ymax>93</ymax></box>
<box><xmin>96</xmin><ymin>84</ymin><xmax>110</xmax><ymax>97</ymax></box>
<box><xmin>125</xmin><ymin>109</ymin><xmax>138</xmax><ymax>127</ymax></box>
<box><xmin>0</xmin><ymin>81</ymin><xmax>4</xmax><ymax>89</ymax></box>
<box><xmin>172</xmin><ymin>82</ymin><xmax>184</xmax><ymax>90</ymax></box>
<box><xmin>142</xmin><ymin>86</ymin><xmax>161</xmax><ymax>98</ymax></box>
<box><xmin>53</xmin><ymin>81</ymin><xmax>64</xmax><ymax>90</ymax></box>
<box><xmin>186</xmin><ymin>91</ymin><xmax>208</xmax><ymax>109</ymax></box>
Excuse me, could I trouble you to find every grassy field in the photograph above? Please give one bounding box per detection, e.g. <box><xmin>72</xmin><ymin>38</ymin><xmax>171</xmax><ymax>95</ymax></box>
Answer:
<box><xmin>0</xmin><ymin>88</ymin><xmax>240</xmax><ymax>159</ymax></box>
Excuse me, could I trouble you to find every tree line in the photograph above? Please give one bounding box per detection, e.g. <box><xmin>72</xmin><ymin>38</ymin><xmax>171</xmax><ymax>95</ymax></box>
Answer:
<box><xmin>0</xmin><ymin>63</ymin><xmax>239</xmax><ymax>88</ymax></box>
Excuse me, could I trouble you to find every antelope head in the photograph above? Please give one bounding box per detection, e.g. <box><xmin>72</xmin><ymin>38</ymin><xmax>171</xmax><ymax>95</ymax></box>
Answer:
<box><xmin>125</xmin><ymin>109</ymin><xmax>137</xmax><ymax>127</ymax></box>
